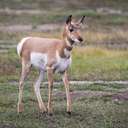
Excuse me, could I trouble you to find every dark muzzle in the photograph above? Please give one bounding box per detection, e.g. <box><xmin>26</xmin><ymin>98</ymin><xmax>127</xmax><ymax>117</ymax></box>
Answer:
<box><xmin>78</xmin><ymin>37</ymin><xmax>83</xmax><ymax>42</ymax></box>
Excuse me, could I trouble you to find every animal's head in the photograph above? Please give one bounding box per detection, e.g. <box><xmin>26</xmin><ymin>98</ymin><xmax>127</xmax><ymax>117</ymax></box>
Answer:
<box><xmin>64</xmin><ymin>15</ymin><xmax>85</xmax><ymax>45</ymax></box>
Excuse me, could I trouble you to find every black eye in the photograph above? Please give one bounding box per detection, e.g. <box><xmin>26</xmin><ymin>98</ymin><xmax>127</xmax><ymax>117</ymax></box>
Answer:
<box><xmin>69</xmin><ymin>28</ymin><xmax>74</xmax><ymax>32</ymax></box>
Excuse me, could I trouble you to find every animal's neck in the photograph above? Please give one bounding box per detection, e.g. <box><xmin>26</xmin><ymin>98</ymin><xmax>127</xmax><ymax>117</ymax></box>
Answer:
<box><xmin>63</xmin><ymin>38</ymin><xmax>73</xmax><ymax>50</ymax></box>
<box><xmin>58</xmin><ymin>30</ymin><xmax>73</xmax><ymax>58</ymax></box>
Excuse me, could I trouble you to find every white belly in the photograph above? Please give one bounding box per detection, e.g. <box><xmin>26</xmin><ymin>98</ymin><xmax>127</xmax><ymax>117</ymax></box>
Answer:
<box><xmin>30</xmin><ymin>52</ymin><xmax>47</xmax><ymax>70</ymax></box>
<box><xmin>30</xmin><ymin>51</ymin><xmax>72</xmax><ymax>73</ymax></box>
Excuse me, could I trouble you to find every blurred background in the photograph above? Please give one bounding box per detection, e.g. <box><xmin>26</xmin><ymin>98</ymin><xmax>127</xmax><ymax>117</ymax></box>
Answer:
<box><xmin>0</xmin><ymin>0</ymin><xmax>128</xmax><ymax>82</ymax></box>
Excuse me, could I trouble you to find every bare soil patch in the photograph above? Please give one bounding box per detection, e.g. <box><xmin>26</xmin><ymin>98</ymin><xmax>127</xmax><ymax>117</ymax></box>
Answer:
<box><xmin>0</xmin><ymin>24</ymin><xmax>60</xmax><ymax>32</ymax></box>
<box><xmin>55</xmin><ymin>90</ymin><xmax>128</xmax><ymax>101</ymax></box>
<box><xmin>112</xmin><ymin>91</ymin><xmax>128</xmax><ymax>101</ymax></box>
<box><xmin>54</xmin><ymin>90</ymin><xmax>113</xmax><ymax>100</ymax></box>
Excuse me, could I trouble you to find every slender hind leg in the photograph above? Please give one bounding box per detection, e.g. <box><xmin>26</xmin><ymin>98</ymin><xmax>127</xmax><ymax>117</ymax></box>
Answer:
<box><xmin>17</xmin><ymin>60</ymin><xmax>31</xmax><ymax>113</ymax></box>
<box><xmin>34</xmin><ymin>70</ymin><xmax>47</xmax><ymax>113</ymax></box>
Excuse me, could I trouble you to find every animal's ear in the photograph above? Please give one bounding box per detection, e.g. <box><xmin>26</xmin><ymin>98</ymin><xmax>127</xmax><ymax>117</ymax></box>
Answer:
<box><xmin>79</xmin><ymin>16</ymin><xmax>85</xmax><ymax>24</ymax></box>
<box><xmin>66</xmin><ymin>15</ymin><xmax>72</xmax><ymax>24</ymax></box>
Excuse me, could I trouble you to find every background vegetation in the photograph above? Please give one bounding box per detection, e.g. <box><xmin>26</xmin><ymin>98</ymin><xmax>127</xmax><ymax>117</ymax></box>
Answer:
<box><xmin>0</xmin><ymin>0</ymin><xmax>128</xmax><ymax>128</ymax></box>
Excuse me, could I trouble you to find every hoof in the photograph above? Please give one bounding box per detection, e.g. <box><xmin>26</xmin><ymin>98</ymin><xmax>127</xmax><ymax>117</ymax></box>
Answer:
<box><xmin>48</xmin><ymin>113</ymin><xmax>53</xmax><ymax>116</ymax></box>
<box><xmin>67</xmin><ymin>111</ymin><xmax>71</xmax><ymax>115</ymax></box>
<box><xmin>40</xmin><ymin>111</ymin><xmax>47</xmax><ymax>114</ymax></box>
<box><xmin>47</xmin><ymin>107</ymin><xmax>53</xmax><ymax>116</ymax></box>
<box><xmin>39</xmin><ymin>105</ymin><xmax>47</xmax><ymax>114</ymax></box>
<box><xmin>39</xmin><ymin>111</ymin><xmax>47</xmax><ymax>117</ymax></box>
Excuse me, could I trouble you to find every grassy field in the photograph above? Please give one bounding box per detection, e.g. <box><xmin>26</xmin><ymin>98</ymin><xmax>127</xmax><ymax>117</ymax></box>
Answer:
<box><xmin>0</xmin><ymin>0</ymin><xmax>128</xmax><ymax>10</ymax></box>
<box><xmin>0</xmin><ymin>46</ymin><xmax>128</xmax><ymax>83</ymax></box>
<box><xmin>0</xmin><ymin>0</ymin><xmax>128</xmax><ymax>128</ymax></box>
<box><xmin>0</xmin><ymin>82</ymin><xmax>128</xmax><ymax>128</ymax></box>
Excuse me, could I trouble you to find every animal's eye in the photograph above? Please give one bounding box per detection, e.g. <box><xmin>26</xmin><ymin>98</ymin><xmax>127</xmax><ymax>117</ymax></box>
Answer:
<box><xmin>69</xmin><ymin>28</ymin><xmax>74</xmax><ymax>32</ymax></box>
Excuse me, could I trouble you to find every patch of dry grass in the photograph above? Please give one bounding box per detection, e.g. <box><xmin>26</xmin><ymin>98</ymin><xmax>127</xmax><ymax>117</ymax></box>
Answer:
<box><xmin>84</xmin><ymin>29</ymin><xmax>128</xmax><ymax>46</ymax></box>
<box><xmin>70</xmin><ymin>46</ymin><xmax>128</xmax><ymax>80</ymax></box>
<box><xmin>74</xmin><ymin>46</ymin><xmax>128</xmax><ymax>57</ymax></box>
<box><xmin>0</xmin><ymin>27</ymin><xmax>128</xmax><ymax>49</ymax></box>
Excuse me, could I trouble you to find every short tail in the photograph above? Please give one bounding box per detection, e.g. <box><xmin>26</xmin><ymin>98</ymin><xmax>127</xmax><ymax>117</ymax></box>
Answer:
<box><xmin>17</xmin><ymin>37</ymin><xmax>31</xmax><ymax>57</ymax></box>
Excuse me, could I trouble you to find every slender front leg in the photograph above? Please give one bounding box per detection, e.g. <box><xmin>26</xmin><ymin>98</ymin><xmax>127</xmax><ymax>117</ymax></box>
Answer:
<box><xmin>34</xmin><ymin>70</ymin><xmax>47</xmax><ymax>113</ymax></box>
<box><xmin>47</xmin><ymin>67</ymin><xmax>54</xmax><ymax>115</ymax></box>
<box><xmin>62</xmin><ymin>71</ymin><xmax>71</xmax><ymax>114</ymax></box>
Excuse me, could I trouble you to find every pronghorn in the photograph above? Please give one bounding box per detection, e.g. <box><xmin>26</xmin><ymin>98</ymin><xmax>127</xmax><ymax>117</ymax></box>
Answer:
<box><xmin>17</xmin><ymin>15</ymin><xmax>85</xmax><ymax>115</ymax></box>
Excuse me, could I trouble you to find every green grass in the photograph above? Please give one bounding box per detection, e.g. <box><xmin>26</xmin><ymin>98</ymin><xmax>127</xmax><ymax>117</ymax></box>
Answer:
<box><xmin>70</xmin><ymin>83</ymin><xmax>128</xmax><ymax>92</ymax></box>
<box><xmin>0</xmin><ymin>9</ymin><xmax>128</xmax><ymax>26</ymax></box>
<box><xmin>0</xmin><ymin>0</ymin><xmax>128</xmax><ymax>11</ymax></box>
<box><xmin>0</xmin><ymin>0</ymin><xmax>128</xmax><ymax>27</ymax></box>
<box><xmin>0</xmin><ymin>41</ymin><xmax>128</xmax><ymax>128</ymax></box>
<box><xmin>0</xmin><ymin>82</ymin><xmax>128</xmax><ymax>128</ymax></box>
<box><xmin>0</xmin><ymin>46</ymin><xmax>128</xmax><ymax>82</ymax></box>
<box><xmin>0</xmin><ymin>1</ymin><xmax>128</xmax><ymax>127</ymax></box>
<box><xmin>70</xmin><ymin>47</ymin><xmax>128</xmax><ymax>80</ymax></box>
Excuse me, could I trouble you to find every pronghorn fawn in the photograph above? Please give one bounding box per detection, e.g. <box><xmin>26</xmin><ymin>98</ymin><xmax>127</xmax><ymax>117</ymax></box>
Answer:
<box><xmin>17</xmin><ymin>15</ymin><xmax>85</xmax><ymax>115</ymax></box>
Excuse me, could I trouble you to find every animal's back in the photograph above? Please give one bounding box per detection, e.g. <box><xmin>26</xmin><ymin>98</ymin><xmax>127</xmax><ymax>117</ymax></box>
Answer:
<box><xmin>17</xmin><ymin>37</ymin><xmax>64</xmax><ymax>70</ymax></box>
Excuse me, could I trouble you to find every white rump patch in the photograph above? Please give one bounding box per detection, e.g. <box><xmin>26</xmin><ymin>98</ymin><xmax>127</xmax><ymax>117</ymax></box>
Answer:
<box><xmin>30</xmin><ymin>52</ymin><xmax>47</xmax><ymax>70</ymax></box>
<box><xmin>17</xmin><ymin>37</ymin><xmax>31</xmax><ymax>57</ymax></box>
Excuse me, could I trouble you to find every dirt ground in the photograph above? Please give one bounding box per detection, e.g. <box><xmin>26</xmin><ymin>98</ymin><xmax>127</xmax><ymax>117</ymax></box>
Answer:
<box><xmin>55</xmin><ymin>90</ymin><xmax>128</xmax><ymax>101</ymax></box>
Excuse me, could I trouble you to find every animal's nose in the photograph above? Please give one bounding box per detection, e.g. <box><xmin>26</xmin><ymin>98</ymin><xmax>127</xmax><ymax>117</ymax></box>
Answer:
<box><xmin>78</xmin><ymin>37</ymin><xmax>83</xmax><ymax>42</ymax></box>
